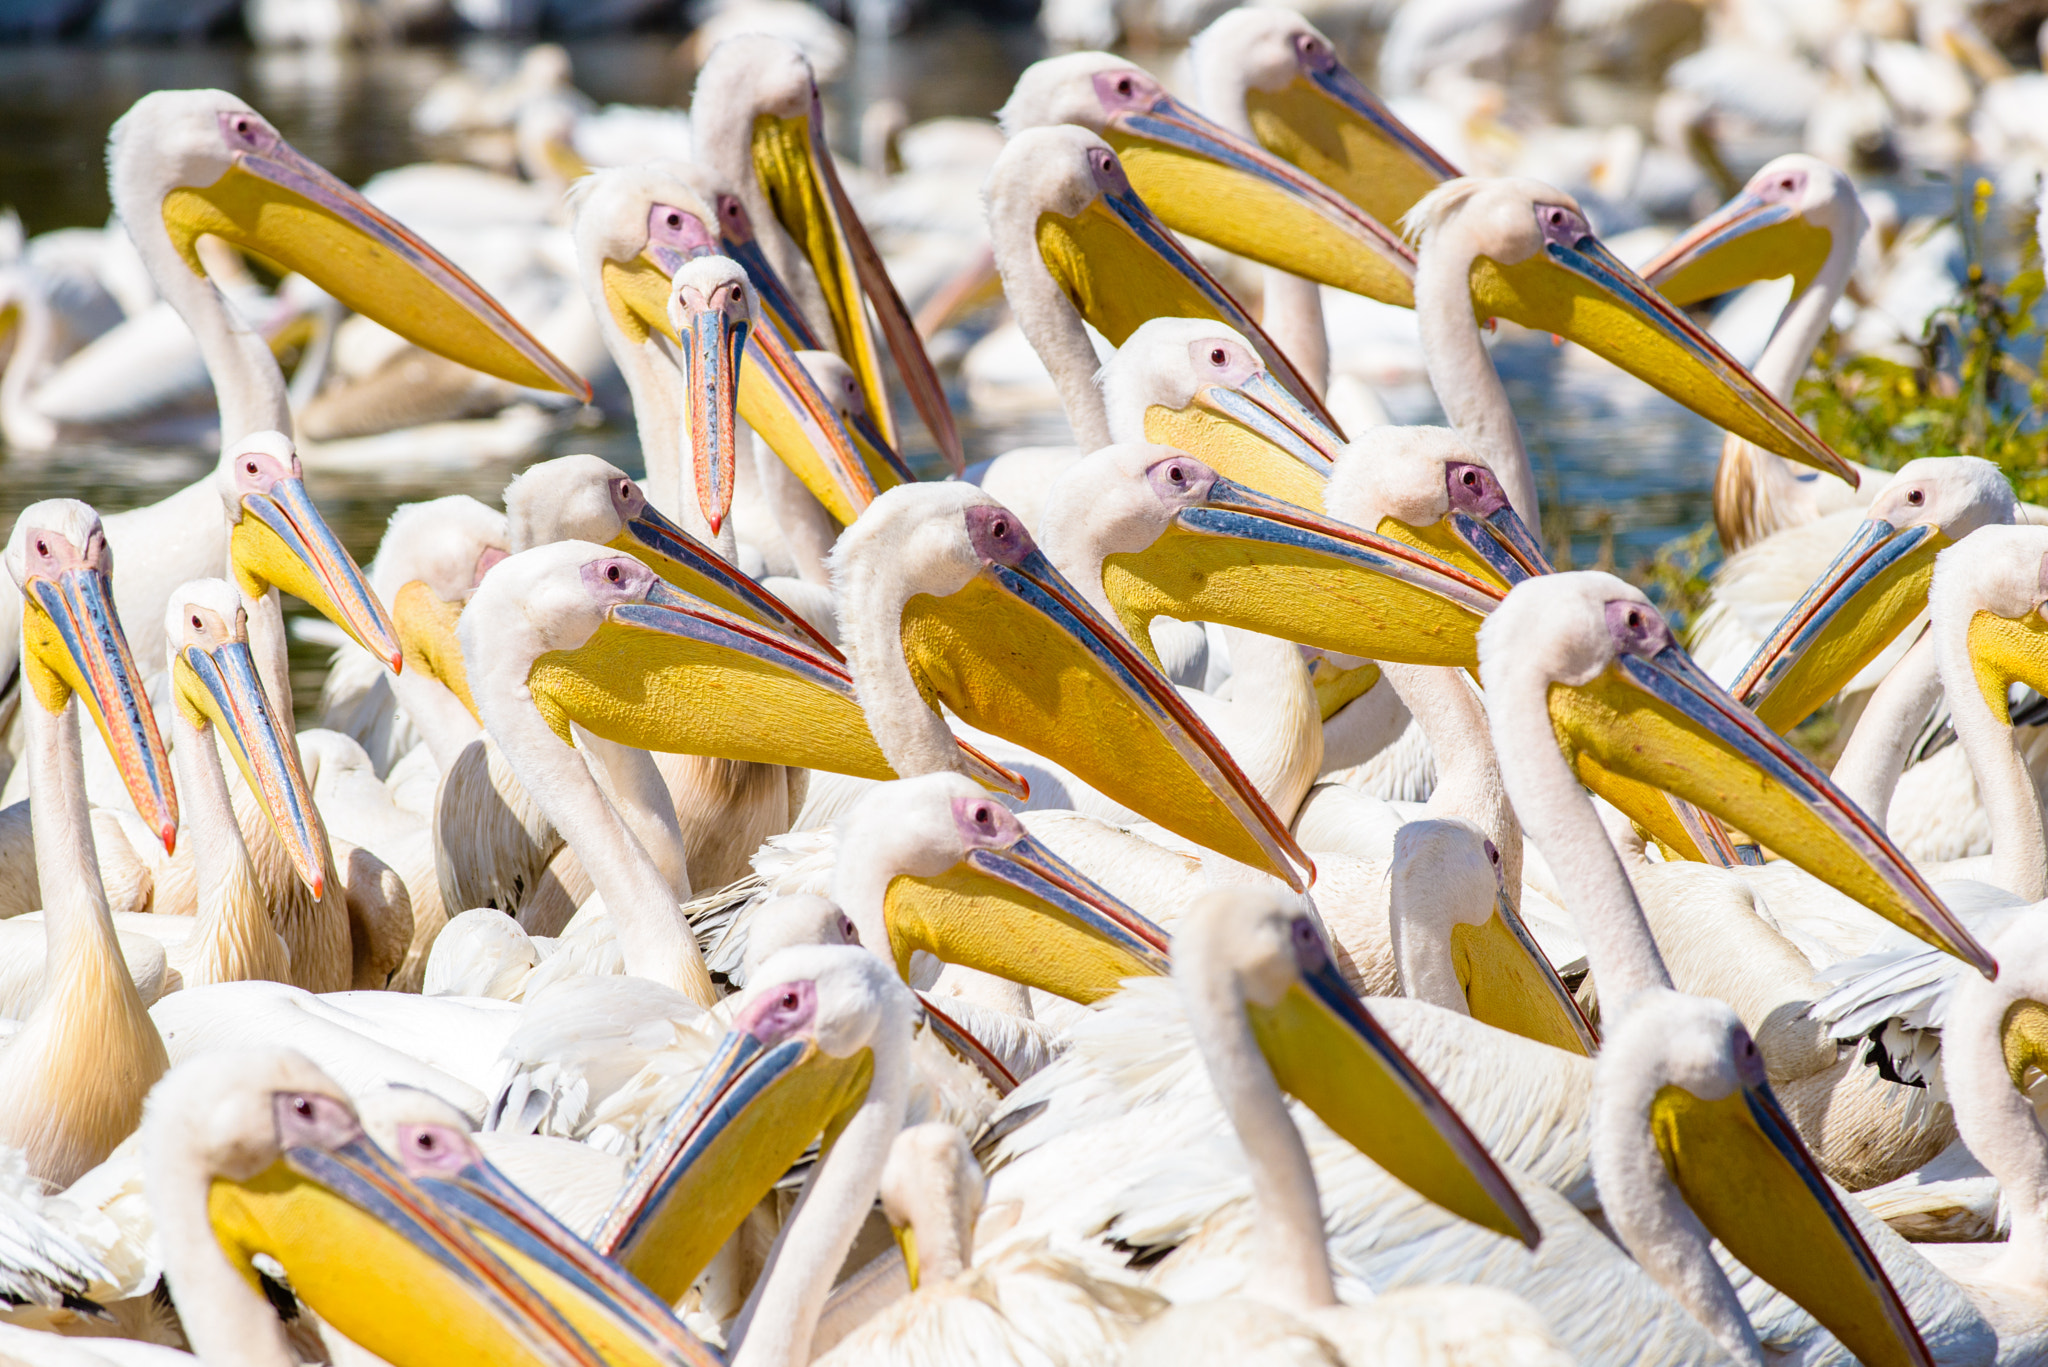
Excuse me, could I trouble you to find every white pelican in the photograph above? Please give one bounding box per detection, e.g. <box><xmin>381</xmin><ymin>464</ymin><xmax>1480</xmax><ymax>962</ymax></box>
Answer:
<box><xmin>831</xmin><ymin>480</ymin><xmax>1306</xmax><ymax>887</ymax></box>
<box><xmin>691</xmin><ymin>34</ymin><xmax>960</xmax><ymax>471</ymax></box>
<box><xmin>1401</xmin><ymin>176</ymin><xmax>1852</xmax><ymax>531</ymax></box>
<box><xmin>1640</xmin><ymin>155</ymin><xmax>1878</xmax><ymax>552</ymax></box>
<box><xmin>138</xmin><ymin>1047</ymin><xmax>682</xmax><ymax>1367</ymax></box>
<box><xmin>0</xmin><ymin>501</ymin><xmax>176</xmax><ymax>1188</ymax></box>
<box><xmin>0</xmin><ymin>87</ymin><xmax>585</xmax><ymax>726</ymax></box>
<box><xmin>814</xmin><ymin>1121</ymin><xmax>1165</xmax><ymax>1364</ymax></box>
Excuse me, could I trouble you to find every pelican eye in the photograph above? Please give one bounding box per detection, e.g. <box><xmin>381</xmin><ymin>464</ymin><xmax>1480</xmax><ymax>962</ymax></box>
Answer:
<box><xmin>780</xmin><ymin>990</ymin><xmax>800</xmax><ymax>1010</ymax></box>
<box><xmin>991</xmin><ymin>517</ymin><xmax>1010</xmax><ymax>539</ymax></box>
<box><xmin>1167</xmin><ymin>464</ymin><xmax>1184</xmax><ymax>482</ymax></box>
<box><xmin>291</xmin><ymin>1096</ymin><xmax>313</xmax><ymax>1118</ymax></box>
<box><xmin>1115</xmin><ymin>76</ymin><xmax>1133</xmax><ymax>95</ymax></box>
<box><xmin>1209</xmin><ymin>347</ymin><xmax>1227</xmax><ymax>366</ymax></box>
<box><xmin>33</xmin><ymin>540</ymin><xmax>46</xmax><ymax>557</ymax></box>
<box><xmin>1462</xmin><ymin>469</ymin><xmax>1480</xmax><ymax>486</ymax></box>
<box><xmin>1906</xmin><ymin>488</ymin><xmax>1925</xmax><ymax>506</ymax></box>
<box><xmin>191</xmin><ymin>615</ymin><xmax>201</xmax><ymax>629</ymax></box>
<box><xmin>606</xmin><ymin>564</ymin><xmax>622</xmax><ymax>583</ymax></box>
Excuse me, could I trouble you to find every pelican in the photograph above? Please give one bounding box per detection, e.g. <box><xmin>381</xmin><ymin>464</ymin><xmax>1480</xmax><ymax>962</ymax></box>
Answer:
<box><xmin>0</xmin><ymin>88</ymin><xmax>586</xmax><ymax>731</ymax></box>
<box><xmin>691</xmin><ymin>34</ymin><xmax>960</xmax><ymax>471</ymax></box>
<box><xmin>139</xmin><ymin>1048</ymin><xmax>677</xmax><ymax>1367</ymax></box>
<box><xmin>814</xmin><ymin>1121</ymin><xmax>1165</xmax><ymax>1364</ymax></box>
<box><xmin>831</xmin><ymin>480</ymin><xmax>1307</xmax><ymax>888</ymax></box>
<box><xmin>1640</xmin><ymin>154</ymin><xmax>1879</xmax><ymax>552</ymax></box>
<box><xmin>0</xmin><ymin>501</ymin><xmax>176</xmax><ymax>1188</ymax></box>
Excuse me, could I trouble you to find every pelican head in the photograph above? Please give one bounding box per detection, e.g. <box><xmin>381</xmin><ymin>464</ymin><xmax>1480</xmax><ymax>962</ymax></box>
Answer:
<box><xmin>144</xmin><ymin>1049</ymin><xmax>604</xmax><ymax>1367</ymax></box>
<box><xmin>1643</xmin><ymin>153</ymin><xmax>1866</xmax><ymax>305</ymax></box>
<box><xmin>1189</xmin><ymin>7</ymin><xmax>1457</xmax><ymax>225</ymax></box>
<box><xmin>797</xmin><ymin>348</ymin><xmax>916</xmax><ymax>487</ymax></box>
<box><xmin>1596</xmin><ymin>990</ymin><xmax>1932</xmax><ymax>1367</ymax></box>
<box><xmin>505</xmin><ymin>453</ymin><xmax>831</xmax><ymax>650</ymax></box>
<box><xmin>356</xmin><ymin>1088</ymin><xmax>721</xmax><ymax>1367</ymax></box>
<box><xmin>217</xmin><ymin>430</ymin><xmax>402</xmax><ymax>672</ymax></box>
<box><xmin>112</xmin><ymin>89</ymin><xmax>585</xmax><ymax>398</ymax></box>
<box><xmin>829</xmin><ymin>772</ymin><xmax>1171</xmax><ymax>1002</ymax></box>
<box><xmin>1405</xmin><ymin>178</ymin><xmax>1850</xmax><ymax>483</ymax></box>
<box><xmin>1176</xmin><ymin>886</ymin><xmax>1540</xmax><ymax>1246</ymax></box>
<box><xmin>1390</xmin><ymin>818</ymin><xmax>1594</xmax><ymax>1054</ymax></box>
<box><xmin>1037</xmin><ymin>442</ymin><xmax>1501</xmax><ymax>672</ymax></box>
<box><xmin>570</xmin><ymin>162</ymin><xmax>883</xmax><ymax>526</ymax></box>
<box><xmin>879</xmin><ymin>1123</ymin><xmax>983</xmax><ymax>1291</ymax></box>
<box><xmin>6</xmin><ymin>499</ymin><xmax>175</xmax><ymax>851</ymax></box>
<box><xmin>693</xmin><ymin>34</ymin><xmax>960</xmax><ymax>468</ymax></box>
<box><xmin>998</xmin><ymin>50</ymin><xmax>1416</xmax><ymax>307</ymax></box>
<box><xmin>368</xmin><ymin>495</ymin><xmax>508</xmax><ymax>721</ymax></box>
<box><xmin>1479</xmin><ymin>571</ymin><xmax>1989</xmax><ymax>973</ymax></box>
<box><xmin>595</xmin><ymin>945</ymin><xmax>915</xmax><ymax>1302</ymax></box>
<box><xmin>984</xmin><ymin>125</ymin><xmax>1332</xmax><ymax>426</ymax></box>
<box><xmin>167</xmin><ymin>579</ymin><xmax>325</xmax><ymax>897</ymax></box>
<box><xmin>1734</xmin><ymin>456</ymin><xmax>2017</xmax><ymax>732</ymax></box>
<box><xmin>1101</xmin><ymin>316</ymin><xmax>1342</xmax><ymax>509</ymax></box>
<box><xmin>1327</xmin><ymin>426</ymin><xmax>1553</xmax><ymax>587</ymax></box>
<box><xmin>1930</xmin><ymin>522</ymin><xmax>2048</xmax><ymax>728</ymax></box>
<box><xmin>667</xmin><ymin>255</ymin><xmax>751</xmax><ymax>537</ymax></box>
<box><xmin>833</xmin><ymin>480</ymin><xmax>1308</xmax><ymax>887</ymax></box>
<box><xmin>460</xmin><ymin>539</ymin><xmax>1015</xmax><ymax>791</ymax></box>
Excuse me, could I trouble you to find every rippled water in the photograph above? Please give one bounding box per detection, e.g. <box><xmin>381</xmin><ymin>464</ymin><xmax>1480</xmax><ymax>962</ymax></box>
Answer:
<box><xmin>0</xmin><ymin>28</ymin><xmax>1849</xmax><ymax>714</ymax></box>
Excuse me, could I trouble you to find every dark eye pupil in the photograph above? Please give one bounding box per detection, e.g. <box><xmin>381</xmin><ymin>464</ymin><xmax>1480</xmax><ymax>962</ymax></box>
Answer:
<box><xmin>993</xmin><ymin>519</ymin><xmax>1008</xmax><ymax>537</ymax></box>
<box><xmin>607</xmin><ymin>565</ymin><xmax>621</xmax><ymax>581</ymax></box>
<box><xmin>34</xmin><ymin>541</ymin><xmax>45</xmax><ymax>555</ymax></box>
<box><xmin>782</xmin><ymin>992</ymin><xmax>798</xmax><ymax>1009</ymax></box>
<box><xmin>192</xmin><ymin>616</ymin><xmax>200</xmax><ymax>628</ymax></box>
<box><xmin>293</xmin><ymin>1097</ymin><xmax>311</xmax><ymax>1116</ymax></box>
<box><xmin>1210</xmin><ymin>348</ymin><xmax>1225</xmax><ymax>364</ymax></box>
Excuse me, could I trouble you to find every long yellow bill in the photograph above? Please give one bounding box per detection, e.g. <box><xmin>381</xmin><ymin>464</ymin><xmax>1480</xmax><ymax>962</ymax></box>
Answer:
<box><xmin>593</xmin><ymin>982</ymin><xmax>875</xmax><ymax>1302</ymax></box>
<box><xmin>1966</xmin><ymin>602</ymin><xmax>2048</xmax><ymax>724</ymax></box>
<box><xmin>1238</xmin><ymin>27</ymin><xmax>1459</xmax><ymax>226</ymax></box>
<box><xmin>1250</xmin><ymin>909</ymin><xmax>1541</xmax><ymax>1245</ymax></box>
<box><xmin>1138</xmin><ymin>336</ymin><xmax>1344</xmax><ymax>512</ymax></box>
<box><xmin>1031</xmin><ymin>134</ymin><xmax>1337</xmax><ymax>428</ymax></box>
<box><xmin>174</xmin><ymin>627</ymin><xmax>326</xmax><ymax>898</ymax></box>
<box><xmin>600</xmin><ymin>225</ymin><xmax>883</xmax><ymax>524</ymax></box>
<box><xmin>882</xmin><ymin>793</ymin><xmax>1171</xmax><ymax>1003</ymax></box>
<box><xmin>216</xmin><ymin>1105</ymin><xmax>605</xmax><ymax>1367</ymax></box>
<box><xmin>531</xmin><ymin>560</ymin><xmax>1024</xmax><ymax>797</ymax></box>
<box><xmin>1546</xmin><ymin>601</ymin><xmax>1991</xmax><ymax>973</ymax></box>
<box><xmin>18</xmin><ymin>520</ymin><xmax>176</xmax><ymax>851</ymax></box>
<box><xmin>229</xmin><ymin>466</ymin><xmax>403</xmax><ymax>672</ymax></box>
<box><xmin>1652</xmin><ymin>1075</ymin><xmax>1933</xmax><ymax>1367</ymax></box>
<box><xmin>1731</xmin><ymin>517</ymin><xmax>1946</xmax><ymax>734</ymax></box>
<box><xmin>750</xmin><ymin>97</ymin><xmax>963</xmax><ymax>471</ymax></box>
<box><xmin>1099</xmin><ymin>455</ymin><xmax>1503</xmax><ymax>672</ymax></box>
<box><xmin>1452</xmin><ymin>887</ymin><xmax>1596</xmax><ymax>1056</ymax></box>
<box><xmin>1641</xmin><ymin>185</ymin><xmax>1834</xmax><ymax>306</ymax></box>
<box><xmin>1470</xmin><ymin>208</ymin><xmax>1850</xmax><ymax>483</ymax></box>
<box><xmin>380</xmin><ymin>1117</ymin><xmax>722</xmax><ymax>1367</ymax></box>
<box><xmin>900</xmin><ymin>503</ymin><xmax>1311</xmax><ymax>889</ymax></box>
<box><xmin>164</xmin><ymin>107</ymin><xmax>586</xmax><ymax>398</ymax></box>
<box><xmin>1371</xmin><ymin>460</ymin><xmax>1555</xmax><ymax>589</ymax></box>
<box><xmin>1070</xmin><ymin>59</ymin><xmax>1417</xmax><ymax>307</ymax></box>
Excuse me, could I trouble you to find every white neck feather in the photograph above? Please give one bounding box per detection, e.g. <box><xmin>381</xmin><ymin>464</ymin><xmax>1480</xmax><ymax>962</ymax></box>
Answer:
<box><xmin>985</xmin><ymin>203</ymin><xmax>1111</xmax><ymax>450</ymax></box>
<box><xmin>832</xmin><ymin>543</ymin><xmax>978</xmax><ymax>782</ymax></box>
<box><xmin>1752</xmin><ymin>226</ymin><xmax>1857</xmax><ymax>399</ymax></box>
<box><xmin>1414</xmin><ymin>242</ymin><xmax>1537</xmax><ymax>529</ymax></box>
<box><xmin>1934</xmin><ymin>608</ymin><xmax>2048</xmax><ymax>901</ymax></box>
<box><xmin>731</xmin><ymin>1013</ymin><xmax>912</xmax><ymax>1367</ymax></box>
<box><xmin>1828</xmin><ymin>632</ymin><xmax>1939</xmax><ymax>831</ymax></box>
<box><xmin>1385</xmin><ymin>662</ymin><xmax>1523</xmax><ymax>891</ymax></box>
<box><xmin>147</xmin><ymin>1137</ymin><xmax>300</xmax><ymax>1367</ymax></box>
<box><xmin>1946</xmin><ymin>982</ymin><xmax>2048</xmax><ymax>1291</ymax></box>
<box><xmin>173</xmin><ymin>709</ymin><xmax>291</xmax><ymax>986</ymax></box>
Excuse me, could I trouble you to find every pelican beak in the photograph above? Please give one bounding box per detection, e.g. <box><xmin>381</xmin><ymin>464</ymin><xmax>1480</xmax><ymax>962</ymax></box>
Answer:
<box><xmin>917</xmin><ymin>994</ymin><xmax>1018</xmax><ymax>1095</ymax></box>
<box><xmin>830</xmin><ymin>358</ymin><xmax>920</xmax><ymax>489</ymax></box>
<box><xmin>1141</xmin><ymin>371</ymin><xmax>1343</xmax><ymax>512</ymax></box>
<box><xmin>19</xmin><ymin>552</ymin><xmax>176</xmax><ymax>851</ymax></box>
<box><xmin>750</xmin><ymin>97</ymin><xmax>963</xmax><ymax>470</ymax></box>
<box><xmin>1310</xmin><ymin>654</ymin><xmax>1381</xmax><ymax>719</ymax></box>
<box><xmin>1240</xmin><ymin>47</ymin><xmax>1459</xmax><ymax>226</ymax></box>
<box><xmin>892</xmin><ymin>1219</ymin><xmax>921</xmax><ymax>1291</ymax></box>
<box><xmin>1731</xmin><ymin>518</ymin><xmax>1945</xmax><ymax>733</ymax></box>
<box><xmin>1450</xmin><ymin>887</ymin><xmax>1596</xmax><ymax>1055</ymax></box>
<box><xmin>406</xmin><ymin>1148</ymin><xmax>722</xmax><ymax>1367</ymax></box>
<box><xmin>1652</xmin><ymin>1077</ymin><xmax>1934</xmax><ymax>1367</ymax></box>
<box><xmin>673</xmin><ymin>275</ymin><xmax>749</xmax><ymax>537</ymax></box>
<box><xmin>393</xmin><ymin>581</ymin><xmax>480</xmax><ymax>723</ymax></box>
<box><xmin>529</xmin><ymin>579</ymin><xmax>1025</xmax><ymax>797</ymax></box>
<box><xmin>1100</xmin><ymin>461</ymin><xmax>1503</xmax><ymax>672</ymax></box>
<box><xmin>882</xmin><ymin>816</ymin><xmax>1171</xmax><ymax>1003</ymax></box>
<box><xmin>600</xmin><ymin>238</ymin><xmax>883</xmax><ymax>524</ymax></box>
<box><xmin>1036</xmin><ymin>159</ymin><xmax>1337</xmax><ymax>428</ymax></box>
<box><xmin>1375</xmin><ymin>467</ymin><xmax>1555</xmax><ymax>589</ymax></box>
<box><xmin>1641</xmin><ymin>190</ymin><xmax>1834</xmax><ymax>305</ymax></box>
<box><xmin>1965</xmin><ymin>603</ymin><xmax>2048</xmax><ymax>723</ymax></box>
<box><xmin>163</xmin><ymin>115</ymin><xmax>586</xmax><ymax>397</ymax></box>
<box><xmin>1472</xmin><ymin>228</ymin><xmax>1851</xmax><ymax>484</ymax></box>
<box><xmin>1091</xmin><ymin>71</ymin><xmax>1417</xmax><ymax>307</ymax></box>
<box><xmin>173</xmin><ymin>634</ymin><xmax>325</xmax><ymax>898</ymax></box>
<box><xmin>230</xmin><ymin>477</ymin><xmax>402</xmax><ymax>672</ymax></box>
<box><xmin>593</xmin><ymin>995</ymin><xmax>876</xmax><ymax>1302</ymax></box>
<box><xmin>1549</xmin><ymin>627</ymin><xmax>1992</xmax><ymax>974</ymax></box>
<box><xmin>606</xmin><ymin>499</ymin><xmax>840</xmax><ymax>653</ymax></box>
<box><xmin>1250</xmin><ymin>913</ymin><xmax>1540</xmax><ymax>1246</ymax></box>
<box><xmin>903</xmin><ymin>507</ymin><xmax>1310</xmax><ymax>889</ymax></box>
<box><xmin>210</xmin><ymin>1125</ymin><xmax>601</xmax><ymax>1367</ymax></box>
